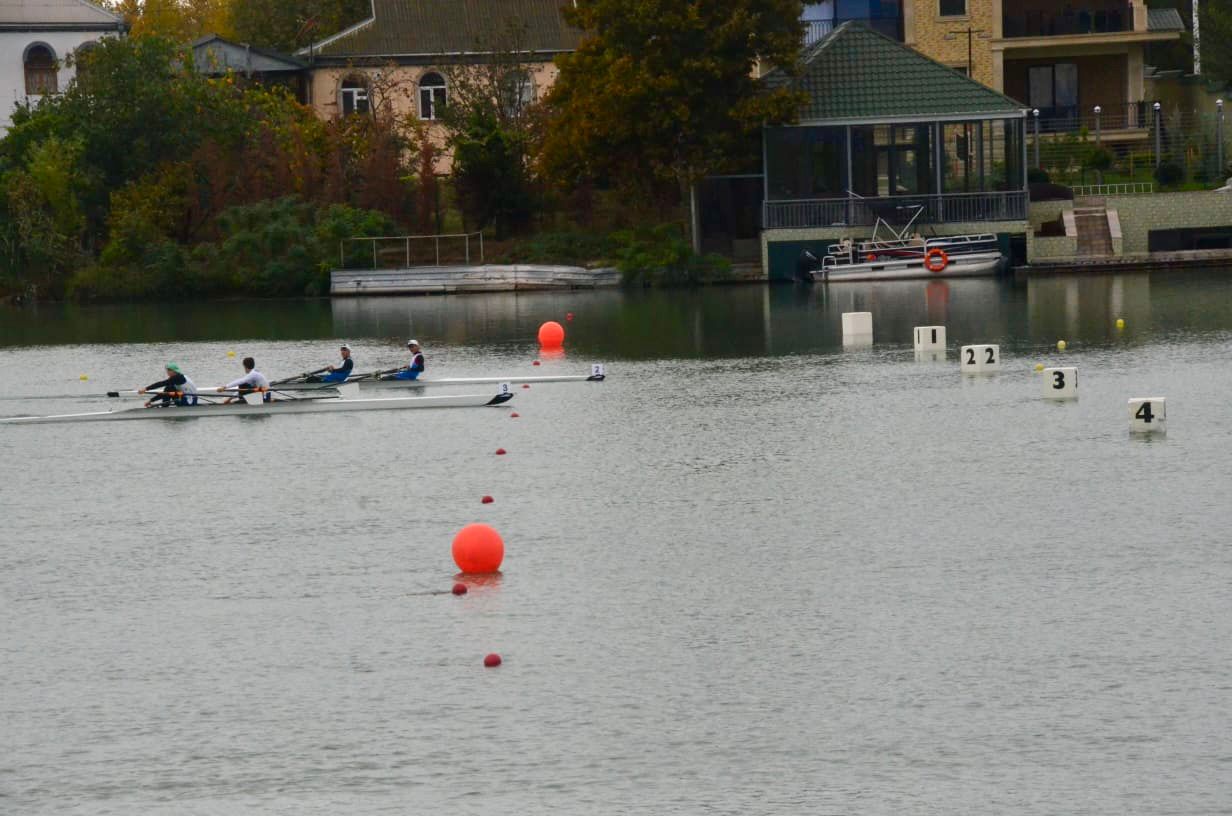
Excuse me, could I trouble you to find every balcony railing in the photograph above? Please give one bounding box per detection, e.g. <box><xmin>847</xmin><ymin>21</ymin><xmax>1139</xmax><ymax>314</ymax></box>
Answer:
<box><xmin>1030</xmin><ymin>101</ymin><xmax>1148</xmax><ymax>134</ymax></box>
<box><xmin>804</xmin><ymin>16</ymin><xmax>903</xmax><ymax>46</ymax></box>
<box><xmin>763</xmin><ymin>191</ymin><xmax>1028</xmax><ymax>230</ymax></box>
<box><xmin>1003</xmin><ymin>4</ymin><xmax>1131</xmax><ymax>37</ymax></box>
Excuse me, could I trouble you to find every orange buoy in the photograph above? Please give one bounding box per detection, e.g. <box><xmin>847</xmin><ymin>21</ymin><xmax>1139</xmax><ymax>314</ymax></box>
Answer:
<box><xmin>451</xmin><ymin>582</ymin><xmax>468</xmax><ymax>595</ymax></box>
<box><xmin>484</xmin><ymin>653</ymin><xmax>502</xmax><ymax>667</ymax></box>
<box><xmin>452</xmin><ymin>523</ymin><xmax>504</xmax><ymax>573</ymax></box>
<box><xmin>538</xmin><ymin>321</ymin><xmax>565</xmax><ymax>348</ymax></box>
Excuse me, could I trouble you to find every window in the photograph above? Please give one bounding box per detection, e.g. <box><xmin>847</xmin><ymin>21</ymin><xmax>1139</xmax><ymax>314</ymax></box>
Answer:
<box><xmin>72</xmin><ymin>41</ymin><xmax>98</xmax><ymax>84</ymax></box>
<box><xmin>939</xmin><ymin>0</ymin><xmax>965</xmax><ymax>16</ymax></box>
<box><xmin>340</xmin><ymin>75</ymin><xmax>369</xmax><ymax>116</ymax></box>
<box><xmin>500</xmin><ymin>72</ymin><xmax>535</xmax><ymax>118</ymax></box>
<box><xmin>24</xmin><ymin>44</ymin><xmax>57</xmax><ymax>95</ymax></box>
<box><xmin>1028</xmin><ymin>63</ymin><xmax>1078</xmax><ymax>113</ymax></box>
<box><xmin>419</xmin><ymin>72</ymin><xmax>446</xmax><ymax>120</ymax></box>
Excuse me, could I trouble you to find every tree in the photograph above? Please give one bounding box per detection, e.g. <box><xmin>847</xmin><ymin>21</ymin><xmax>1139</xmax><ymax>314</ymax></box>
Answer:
<box><xmin>439</xmin><ymin>22</ymin><xmax>544</xmax><ymax>236</ymax></box>
<box><xmin>541</xmin><ymin>0</ymin><xmax>806</xmax><ymax>206</ymax></box>
<box><xmin>229</xmin><ymin>0</ymin><xmax>370</xmax><ymax>52</ymax></box>
<box><xmin>108</xmin><ymin>0</ymin><xmax>232</xmax><ymax>40</ymax></box>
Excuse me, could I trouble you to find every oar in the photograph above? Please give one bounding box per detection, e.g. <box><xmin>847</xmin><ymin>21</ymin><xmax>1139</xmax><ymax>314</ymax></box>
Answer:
<box><xmin>347</xmin><ymin>367</ymin><xmax>404</xmax><ymax>382</ymax></box>
<box><xmin>271</xmin><ymin>366</ymin><xmax>333</xmax><ymax>386</ymax></box>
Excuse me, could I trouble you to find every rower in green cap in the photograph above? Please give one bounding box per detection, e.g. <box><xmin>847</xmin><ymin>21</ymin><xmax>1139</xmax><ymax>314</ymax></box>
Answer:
<box><xmin>138</xmin><ymin>363</ymin><xmax>199</xmax><ymax>408</ymax></box>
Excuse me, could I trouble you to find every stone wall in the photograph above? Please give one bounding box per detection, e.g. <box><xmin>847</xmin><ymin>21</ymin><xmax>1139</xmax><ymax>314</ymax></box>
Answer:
<box><xmin>1106</xmin><ymin>190</ymin><xmax>1232</xmax><ymax>254</ymax></box>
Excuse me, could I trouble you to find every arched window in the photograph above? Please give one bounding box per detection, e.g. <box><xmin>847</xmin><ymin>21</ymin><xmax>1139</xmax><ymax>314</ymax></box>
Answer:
<box><xmin>72</xmin><ymin>41</ymin><xmax>99</xmax><ymax>84</ymax></box>
<box><xmin>24</xmin><ymin>44</ymin><xmax>58</xmax><ymax>96</ymax></box>
<box><xmin>419</xmin><ymin>72</ymin><xmax>446</xmax><ymax>120</ymax></box>
<box><xmin>500</xmin><ymin>72</ymin><xmax>535</xmax><ymax>118</ymax></box>
<box><xmin>339</xmin><ymin>75</ymin><xmax>369</xmax><ymax>116</ymax></box>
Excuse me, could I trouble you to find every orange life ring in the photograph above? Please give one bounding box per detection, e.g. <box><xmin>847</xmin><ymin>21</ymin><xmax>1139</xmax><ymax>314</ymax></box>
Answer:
<box><xmin>924</xmin><ymin>248</ymin><xmax>949</xmax><ymax>273</ymax></box>
<box><xmin>866</xmin><ymin>253</ymin><xmax>877</xmax><ymax>262</ymax></box>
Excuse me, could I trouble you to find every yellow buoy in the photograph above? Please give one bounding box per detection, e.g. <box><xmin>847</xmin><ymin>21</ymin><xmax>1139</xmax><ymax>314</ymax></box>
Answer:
<box><xmin>1057</xmin><ymin>340</ymin><xmax>1067</xmax><ymax>351</ymax></box>
<box><xmin>79</xmin><ymin>374</ymin><xmax>88</xmax><ymax>381</ymax></box>
<box><xmin>1116</xmin><ymin>319</ymin><xmax>1125</xmax><ymax>330</ymax></box>
<box><xmin>1034</xmin><ymin>363</ymin><xmax>1044</xmax><ymax>372</ymax></box>
<box><xmin>227</xmin><ymin>350</ymin><xmax>236</xmax><ymax>357</ymax></box>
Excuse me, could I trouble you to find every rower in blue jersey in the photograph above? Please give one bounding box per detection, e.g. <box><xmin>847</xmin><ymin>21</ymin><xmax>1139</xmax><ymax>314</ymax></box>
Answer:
<box><xmin>320</xmin><ymin>344</ymin><xmax>355</xmax><ymax>383</ymax></box>
<box><xmin>392</xmin><ymin>339</ymin><xmax>425</xmax><ymax>380</ymax></box>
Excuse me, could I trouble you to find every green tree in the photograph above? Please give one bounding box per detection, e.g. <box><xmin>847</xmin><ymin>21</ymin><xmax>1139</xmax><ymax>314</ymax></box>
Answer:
<box><xmin>541</xmin><ymin>0</ymin><xmax>806</xmax><ymax>206</ymax></box>
<box><xmin>440</xmin><ymin>23</ymin><xmax>543</xmax><ymax>236</ymax></box>
<box><xmin>229</xmin><ymin>0</ymin><xmax>370</xmax><ymax>52</ymax></box>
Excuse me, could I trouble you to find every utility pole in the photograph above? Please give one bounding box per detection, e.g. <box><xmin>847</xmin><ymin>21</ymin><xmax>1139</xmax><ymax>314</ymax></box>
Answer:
<box><xmin>947</xmin><ymin>27</ymin><xmax>986</xmax><ymax>79</ymax></box>
<box><xmin>1193</xmin><ymin>0</ymin><xmax>1201</xmax><ymax>75</ymax></box>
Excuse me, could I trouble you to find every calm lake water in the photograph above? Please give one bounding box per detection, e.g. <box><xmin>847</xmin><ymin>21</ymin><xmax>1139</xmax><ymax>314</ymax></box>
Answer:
<box><xmin>2</xmin><ymin>274</ymin><xmax>1231</xmax><ymax>815</ymax></box>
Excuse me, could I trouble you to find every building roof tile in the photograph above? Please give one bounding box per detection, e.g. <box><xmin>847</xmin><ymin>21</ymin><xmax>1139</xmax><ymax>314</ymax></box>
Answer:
<box><xmin>1146</xmin><ymin>7</ymin><xmax>1185</xmax><ymax>32</ymax></box>
<box><xmin>308</xmin><ymin>0</ymin><xmax>581</xmax><ymax>60</ymax></box>
<box><xmin>763</xmin><ymin>22</ymin><xmax>1025</xmax><ymax>123</ymax></box>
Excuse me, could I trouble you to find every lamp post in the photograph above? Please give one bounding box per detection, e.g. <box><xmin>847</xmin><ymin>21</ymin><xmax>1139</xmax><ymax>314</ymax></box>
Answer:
<box><xmin>1094</xmin><ymin>105</ymin><xmax>1102</xmax><ymax>147</ymax></box>
<box><xmin>1218</xmin><ymin>99</ymin><xmax>1225</xmax><ymax>182</ymax></box>
<box><xmin>1153</xmin><ymin>101</ymin><xmax>1162</xmax><ymax>167</ymax></box>
<box><xmin>1033</xmin><ymin>108</ymin><xmax>1040</xmax><ymax>169</ymax></box>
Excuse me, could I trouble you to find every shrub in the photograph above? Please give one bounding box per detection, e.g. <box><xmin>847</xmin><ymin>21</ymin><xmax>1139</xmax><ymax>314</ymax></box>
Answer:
<box><xmin>1154</xmin><ymin>161</ymin><xmax>1184</xmax><ymax>187</ymax></box>
<box><xmin>610</xmin><ymin>224</ymin><xmax>731</xmax><ymax>287</ymax></box>
<box><xmin>1027</xmin><ymin>167</ymin><xmax>1051</xmax><ymax>184</ymax></box>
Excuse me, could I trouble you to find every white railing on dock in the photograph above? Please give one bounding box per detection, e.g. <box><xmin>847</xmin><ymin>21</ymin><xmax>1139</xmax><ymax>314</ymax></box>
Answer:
<box><xmin>1070</xmin><ymin>182</ymin><xmax>1154</xmax><ymax>197</ymax></box>
<box><xmin>341</xmin><ymin>232</ymin><xmax>485</xmax><ymax>270</ymax></box>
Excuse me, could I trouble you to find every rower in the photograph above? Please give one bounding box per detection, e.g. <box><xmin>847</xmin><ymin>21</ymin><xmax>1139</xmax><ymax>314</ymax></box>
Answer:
<box><xmin>218</xmin><ymin>356</ymin><xmax>270</xmax><ymax>403</ymax></box>
<box><xmin>392</xmin><ymin>339</ymin><xmax>425</xmax><ymax>380</ymax></box>
<box><xmin>319</xmin><ymin>344</ymin><xmax>355</xmax><ymax>384</ymax></box>
<box><xmin>138</xmin><ymin>363</ymin><xmax>198</xmax><ymax>408</ymax></box>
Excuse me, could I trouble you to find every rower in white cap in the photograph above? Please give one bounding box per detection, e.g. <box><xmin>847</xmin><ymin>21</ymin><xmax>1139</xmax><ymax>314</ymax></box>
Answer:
<box><xmin>319</xmin><ymin>343</ymin><xmax>354</xmax><ymax>383</ymax></box>
<box><xmin>392</xmin><ymin>339</ymin><xmax>425</xmax><ymax>380</ymax></box>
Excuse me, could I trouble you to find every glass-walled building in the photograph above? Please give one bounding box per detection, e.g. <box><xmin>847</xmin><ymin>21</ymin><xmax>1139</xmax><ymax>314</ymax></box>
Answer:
<box><xmin>759</xmin><ymin>23</ymin><xmax>1028</xmax><ymax>231</ymax></box>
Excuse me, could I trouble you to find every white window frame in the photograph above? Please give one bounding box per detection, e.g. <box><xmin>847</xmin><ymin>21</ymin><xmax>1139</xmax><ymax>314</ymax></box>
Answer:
<box><xmin>419</xmin><ymin>73</ymin><xmax>447</xmax><ymax>120</ymax></box>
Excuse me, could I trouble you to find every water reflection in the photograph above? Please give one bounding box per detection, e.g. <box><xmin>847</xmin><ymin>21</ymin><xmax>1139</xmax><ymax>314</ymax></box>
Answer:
<box><xmin>3</xmin><ymin>269</ymin><xmax>1232</xmax><ymax>356</ymax></box>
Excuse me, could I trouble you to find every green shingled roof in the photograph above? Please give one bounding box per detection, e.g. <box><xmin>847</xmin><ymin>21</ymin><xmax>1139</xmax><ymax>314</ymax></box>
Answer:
<box><xmin>1146</xmin><ymin>7</ymin><xmax>1185</xmax><ymax>32</ymax></box>
<box><xmin>763</xmin><ymin>22</ymin><xmax>1025</xmax><ymax>123</ymax></box>
<box><xmin>310</xmin><ymin>0</ymin><xmax>582</xmax><ymax>60</ymax></box>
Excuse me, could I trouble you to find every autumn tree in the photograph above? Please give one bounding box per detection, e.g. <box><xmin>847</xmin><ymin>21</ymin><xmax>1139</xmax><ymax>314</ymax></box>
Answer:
<box><xmin>229</xmin><ymin>0</ymin><xmax>371</xmax><ymax>52</ymax></box>
<box><xmin>541</xmin><ymin>0</ymin><xmax>806</xmax><ymax>207</ymax></box>
<box><xmin>439</xmin><ymin>22</ymin><xmax>544</xmax><ymax>236</ymax></box>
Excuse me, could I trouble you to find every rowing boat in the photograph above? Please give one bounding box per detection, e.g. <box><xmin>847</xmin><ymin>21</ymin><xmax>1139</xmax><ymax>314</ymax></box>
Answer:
<box><xmin>1</xmin><ymin>389</ymin><xmax>513</xmax><ymax>425</ymax></box>
<box><xmin>269</xmin><ymin>363</ymin><xmax>608</xmax><ymax>392</ymax></box>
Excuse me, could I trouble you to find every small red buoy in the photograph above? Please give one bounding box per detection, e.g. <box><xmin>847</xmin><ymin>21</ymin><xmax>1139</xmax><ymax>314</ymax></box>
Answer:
<box><xmin>495</xmin><ymin>448</ymin><xmax>506</xmax><ymax>455</ymax></box>
<box><xmin>451</xmin><ymin>582</ymin><xmax>468</xmax><ymax>596</ymax></box>
<box><xmin>532</xmin><ymin>360</ymin><xmax>541</xmax><ymax>366</ymax></box>
<box><xmin>510</xmin><ymin>413</ymin><xmax>519</xmax><ymax>418</ymax></box>
<box><xmin>484</xmin><ymin>653</ymin><xmax>502</xmax><ymax>668</ymax></box>
<box><xmin>521</xmin><ymin>384</ymin><xmax>530</xmax><ymax>389</ymax></box>
<box><xmin>481</xmin><ymin>495</ymin><xmax>494</xmax><ymax>504</ymax></box>
<box><xmin>566</xmin><ymin>312</ymin><xmax>574</xmax><ymax>321</ymax></box>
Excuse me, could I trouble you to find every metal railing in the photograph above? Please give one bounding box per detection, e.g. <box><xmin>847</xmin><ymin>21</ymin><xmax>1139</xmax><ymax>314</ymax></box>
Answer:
<box><xmin>1070</xmin><ymin>182</ymin><xmax>1154</xmax><ymax>196</ymax></box>
<box><xmin>340</xmin><ymin>232</ymin><xmax>485</xmax><ymax>270</ymax></box>
<box><xmin>1031</xmin><ymin>101</ymin><xmax>1147</xmax><ymax>134</ymax></box>
<box><xmin>763</xmin><ymin>191</ymin><xmax>1027</xmax><ymax>230</ymax></box>
<box><xmin>804</xmin><ymin>15</ymin><xmax>902</xmax><ymax>46</ymax></box>
<box><xmin>1003</xmin><ymin>5</ymin><xmax>1132</xmax><ymax>37</ymax></box>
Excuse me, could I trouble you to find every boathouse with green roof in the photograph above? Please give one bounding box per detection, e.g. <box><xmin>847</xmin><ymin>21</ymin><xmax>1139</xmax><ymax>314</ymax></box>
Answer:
<box><xmin>755</xmin><ymin>22</ymin><xmax>1031</xmax><ymax>280</ymax></box>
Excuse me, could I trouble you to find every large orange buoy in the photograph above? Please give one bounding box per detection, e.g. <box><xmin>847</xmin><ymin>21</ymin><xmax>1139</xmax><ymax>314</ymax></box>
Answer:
<box><xmin>452</xmin><ymin>523</ymin><xmax>504</xmax><ymax>573</ymax></box>
<box><xmin>538</xmin><ymin>321</ymin><xmax>565</xmax><ymax>348</ymax></box>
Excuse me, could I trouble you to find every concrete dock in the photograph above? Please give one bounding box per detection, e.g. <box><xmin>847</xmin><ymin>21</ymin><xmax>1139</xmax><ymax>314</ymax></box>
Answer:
<box><xmin>330</xmin><ymin>265</ymin><xmax>620</xmax><ymax>295</ymax></box>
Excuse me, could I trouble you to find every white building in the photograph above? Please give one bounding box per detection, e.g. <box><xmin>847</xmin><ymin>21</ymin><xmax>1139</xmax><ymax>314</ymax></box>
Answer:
<box><xmin>0</xmin><ymin>0</ymin><xmax>126</xmax><ymax>132</ymax></box>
